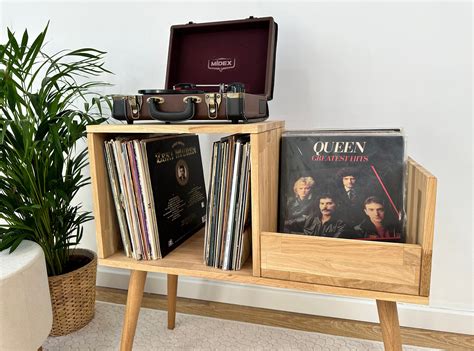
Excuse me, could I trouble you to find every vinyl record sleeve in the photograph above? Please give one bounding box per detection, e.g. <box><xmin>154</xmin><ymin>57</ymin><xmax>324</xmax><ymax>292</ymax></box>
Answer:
<box><xmin>143</xmin><ymin>134</ymin><xmax>207</xmax><ymax>257</ymax></box>
<box><xmin>104</xmin><ymin>141</ymin><xmax>132</xmax><ymax>258</ymax></box>
<box><xmin>278</xmin><ymin>129</ymin><xmax>406</xmax><ymax>242</ymax></box>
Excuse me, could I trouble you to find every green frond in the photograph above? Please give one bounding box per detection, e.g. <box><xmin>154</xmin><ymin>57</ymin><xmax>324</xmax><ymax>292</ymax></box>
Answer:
<box><xmin>0</xmin><ymin>23</ymin><xmax>111</xmax><ymax>276</ymax></box>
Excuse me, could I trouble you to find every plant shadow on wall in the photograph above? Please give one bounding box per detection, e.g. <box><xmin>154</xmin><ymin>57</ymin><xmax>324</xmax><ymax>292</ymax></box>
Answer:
<box><xmin>0</xmin><ymin>23</ymin><xmax>111</xmax><ymax>335</ymax></box>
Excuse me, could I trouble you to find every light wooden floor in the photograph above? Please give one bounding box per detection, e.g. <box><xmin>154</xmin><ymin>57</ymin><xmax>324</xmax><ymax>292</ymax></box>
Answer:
<box><xmin>96</xmin><ymin>286</ymin><xmax>473</xmax><ymax>350</ymax></box>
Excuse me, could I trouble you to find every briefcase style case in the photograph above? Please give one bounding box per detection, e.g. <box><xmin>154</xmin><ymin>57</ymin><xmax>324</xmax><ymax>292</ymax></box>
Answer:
<box><xmin>112</xmin><ymin>17</ymin><xmax>278</xmax><ymax>124</ymax></box>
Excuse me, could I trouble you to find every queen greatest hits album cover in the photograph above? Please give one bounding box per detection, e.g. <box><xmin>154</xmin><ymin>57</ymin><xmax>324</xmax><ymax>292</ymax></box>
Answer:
<box><xmin>278</xmin><ymin>129</ymin><xmax>406</xmax><ymax>243</ymax></box>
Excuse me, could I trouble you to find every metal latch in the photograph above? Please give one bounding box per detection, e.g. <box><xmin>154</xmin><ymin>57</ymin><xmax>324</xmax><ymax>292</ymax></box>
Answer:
<box><xmin>127</xmin><ymin>96</ymin><xmax>142</xmax><ymax>120</ymax></box>
<box><xmin>205</xmin><ymin>93</ymin><xmax>221</xmax><ymax>119</ymax></box>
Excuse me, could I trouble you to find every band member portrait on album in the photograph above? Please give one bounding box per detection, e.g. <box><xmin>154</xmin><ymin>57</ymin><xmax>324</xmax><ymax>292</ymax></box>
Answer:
<box><xmin>354</xmin><ymin>196</ymin><xmax>402</xmax><ymax>240</ymax></box>
<box><xmin>281</xmin><ymin>170</ymin><xmax>402</xmax><ymax>241</ymax></box>
<box><xmin>283</xmin><ymin>177</ymin><xmax>316</xmax><ymax>233</ymax></box>
<box><xmin>303</xmin><ymin>193</ymin><xmax>347</xmax><ymax>238</ymax></box>
<box><xmin>178</xmin><ymin>165</ymin><xmax>187</xmax><ymax>181</ymax></box>
<box><xmin>333</xmin><ymin>167</ymin><xmax>367</xmax><ymax>228</ymax></box>
<box><xmin>176</xmin><ymin>160</ymin><xmax>189</xmax><ymax>185</ymax></box>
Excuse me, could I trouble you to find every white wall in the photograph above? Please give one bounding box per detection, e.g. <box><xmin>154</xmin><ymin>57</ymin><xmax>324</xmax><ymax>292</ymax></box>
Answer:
<box><xmin>2</xmin><ymin>0</ymin><xmax>472</xmax><ymax>335</ymax></box>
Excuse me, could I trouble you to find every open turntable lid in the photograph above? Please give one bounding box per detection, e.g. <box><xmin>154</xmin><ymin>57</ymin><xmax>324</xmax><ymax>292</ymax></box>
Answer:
<box><xmin>165</xmin><ymin>17</ymin><xmax>278</xmax><ymax>100</ymax></box>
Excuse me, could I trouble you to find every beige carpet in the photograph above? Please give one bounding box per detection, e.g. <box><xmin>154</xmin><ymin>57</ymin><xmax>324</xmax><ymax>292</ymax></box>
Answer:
<box><xmin>43</xmin><ymin>301</ymin><xmax>438</xmax><ymax>350</ymax></box>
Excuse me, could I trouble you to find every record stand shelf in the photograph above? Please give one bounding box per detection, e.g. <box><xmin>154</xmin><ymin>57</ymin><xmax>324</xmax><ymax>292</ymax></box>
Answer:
<box><xmin>87</xmin><ymin>120</ymin><xmax>437</xmax><ymax>351</ymax></box>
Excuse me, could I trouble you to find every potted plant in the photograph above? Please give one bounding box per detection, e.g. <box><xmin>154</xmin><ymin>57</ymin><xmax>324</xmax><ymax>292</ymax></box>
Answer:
<box><xmin>0</xmin><ymin>24</ymin><xmax>110</xmax><ymax>335</ymax></box>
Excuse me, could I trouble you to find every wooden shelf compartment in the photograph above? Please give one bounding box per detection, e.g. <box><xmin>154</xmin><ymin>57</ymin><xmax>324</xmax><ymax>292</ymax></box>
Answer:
<box><xmin>97</xmin><ymin>228</ymin><xmax>254</xmax><ymax>279</ymax></box>
<box><xmin>260</xmin><ymin>158</ymin><xmax>437</xmax><ymax>299</ymax></box>
<box><xmin>87</xmin><ymin>121</ymin><xmax>285</xmax><ymax>278</ymax></box>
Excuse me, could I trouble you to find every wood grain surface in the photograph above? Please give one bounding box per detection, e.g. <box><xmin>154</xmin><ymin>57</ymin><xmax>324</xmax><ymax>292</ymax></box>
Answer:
<box><xmin>377</xmin><ymin>300</ymin><xmax>402</xmax><ymax>350</ymax></box>
<box><xmin>261</xmin><ymin>232</ymin><xmax>422</xmax><ymax>295</ymax></box>
<box><xmin>406</xmin><ymin>157</ymin><xmax>437</xmax><ymax>297</ymax></box>
<box><xmin>120</xmin><ymin>271</ymin><xmax>147</xmax><ymax>351</ymax></box>
<box><xmin>98</xmin><ymin>229</ymin><xmax>428</xmax><ymax>304</ymax></box>
<box><xmin>87</xmin><ymin>121</ymin><xmax>285</xmax><ymax>134</ymax></box>
<box><xmin>250</xmin><ymin>126</ymin><xmax>283</xmax><ymax>276</ymax></box>
<box><xmin>87</xmin><ymin>132</ymin><xmax>121</xmax><ymax>259</ymax></box>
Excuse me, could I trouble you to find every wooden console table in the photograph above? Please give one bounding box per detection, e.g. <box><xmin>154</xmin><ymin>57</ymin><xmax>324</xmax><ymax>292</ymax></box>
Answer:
<box><xmin>87</xmin><ymin>121</ymin><xmax>437</xmax><ymax>351</ymax></box>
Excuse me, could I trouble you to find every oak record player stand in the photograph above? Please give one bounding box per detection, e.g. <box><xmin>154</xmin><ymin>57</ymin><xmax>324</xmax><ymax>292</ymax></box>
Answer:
<box><xmin>87</xmin><ymin>120</ymin><xmax>437</xmax><ymax>351</ymax></box>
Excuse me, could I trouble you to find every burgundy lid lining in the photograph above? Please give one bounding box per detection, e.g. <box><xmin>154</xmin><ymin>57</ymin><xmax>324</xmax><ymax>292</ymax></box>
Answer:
<box><xmin>165</xmin><ymin>18</ymin><xmax>275</xmax><ymax>98</ymax></box>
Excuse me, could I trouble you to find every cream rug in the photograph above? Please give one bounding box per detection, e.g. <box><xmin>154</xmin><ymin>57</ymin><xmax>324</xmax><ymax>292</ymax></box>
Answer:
<box><xmin>43</xmin><ymin>302</ymin><xmax>437</xmax><ymax>350</ymax></box>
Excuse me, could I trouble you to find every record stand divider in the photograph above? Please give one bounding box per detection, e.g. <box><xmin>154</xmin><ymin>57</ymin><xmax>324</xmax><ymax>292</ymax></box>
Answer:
<box><xmin>86</xmin><ymin>120</ymin><xmax>437</xmax><ymax>351</ymax></box>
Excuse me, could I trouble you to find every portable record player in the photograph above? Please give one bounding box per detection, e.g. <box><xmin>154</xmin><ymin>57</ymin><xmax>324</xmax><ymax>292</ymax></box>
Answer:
<box><xmin>112</xmin><ymin>17</ymin><xmax>278</xmax><ymax>124</ymax></box>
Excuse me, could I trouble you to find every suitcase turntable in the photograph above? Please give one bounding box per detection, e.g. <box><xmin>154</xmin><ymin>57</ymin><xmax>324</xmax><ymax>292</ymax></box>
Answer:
<box><xmin>112</xmin><ymin>17</ymin><xmax>278</xmax><ymax>124</ymax></box>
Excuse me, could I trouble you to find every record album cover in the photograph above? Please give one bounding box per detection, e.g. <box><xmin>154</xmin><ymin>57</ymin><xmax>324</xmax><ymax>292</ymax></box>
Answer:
<box><xmin>278</xmin><ymin>129</ymin><xmax>406</xmax><ymax>242</ymax></box>
<box><xmin>143</xmin><ymin>134</ymin><xmax>207</xmax><ymax>257</ymax></box>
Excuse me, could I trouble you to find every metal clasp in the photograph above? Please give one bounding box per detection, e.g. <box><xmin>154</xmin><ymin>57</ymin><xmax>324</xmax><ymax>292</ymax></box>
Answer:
<box><xmin>205</xmin><ymin>93</ymin><xmax>221</xmax><ymax>119</ymax></box>
<box><xmin>127</xmin><ymin>96</ymin><xmax>142</xmax><ymax>120</ymax></box>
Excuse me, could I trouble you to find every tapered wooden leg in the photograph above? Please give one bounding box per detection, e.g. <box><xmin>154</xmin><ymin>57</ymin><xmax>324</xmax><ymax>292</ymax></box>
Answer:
<box><xmin>167</xmin><ymin>274</ymin><xmax>178</xmax><ymax>329</ymax></box>
<box><xmin>376</xmin><ymin>300</ymin><xmax>402</xmax><ymax>351</ymax></box>
<box><xmin>120</xmin><ymin>270</ymin><xmax>147</xmax><ymax>351</ymax></box>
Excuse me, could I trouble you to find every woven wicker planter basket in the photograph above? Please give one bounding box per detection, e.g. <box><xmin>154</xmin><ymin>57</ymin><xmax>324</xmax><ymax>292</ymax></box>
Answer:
<box><xmin>48</xmin><ymin>248</ymin><xmax>97</xmax><ymax>336</ymax></box>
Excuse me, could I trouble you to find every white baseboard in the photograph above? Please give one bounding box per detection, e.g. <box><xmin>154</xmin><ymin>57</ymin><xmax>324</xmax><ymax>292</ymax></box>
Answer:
<box><xmin>97</xmin><ymin>268</ymin><xmax>474</xmax><ymax>335</ymax></box>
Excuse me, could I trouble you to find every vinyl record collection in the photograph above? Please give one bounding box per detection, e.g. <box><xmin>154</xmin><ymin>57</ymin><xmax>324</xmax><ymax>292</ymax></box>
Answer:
<box><xmin>104</xmin><ymin>134</ymin><xmax>207</xmax><ymax>260</ymax></box>
<box><xmin>204</xmin><ymin>134</ymin><xmax>252</xmax><ymax>270</ymax></box>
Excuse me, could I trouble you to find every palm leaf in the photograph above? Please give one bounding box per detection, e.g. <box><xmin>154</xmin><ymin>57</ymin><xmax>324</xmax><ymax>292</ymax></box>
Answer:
<box><xmin>0</xmin><ymin>23</ymin><xmax>111</xmax><ymax>276</ymax></box>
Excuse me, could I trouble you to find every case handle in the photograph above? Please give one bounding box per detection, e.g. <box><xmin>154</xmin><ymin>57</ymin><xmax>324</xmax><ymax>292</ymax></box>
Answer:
<box><xmin>147</xmin><ymin>96</ymin><xmax>198</xmax><ymax>122</ymax></box>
